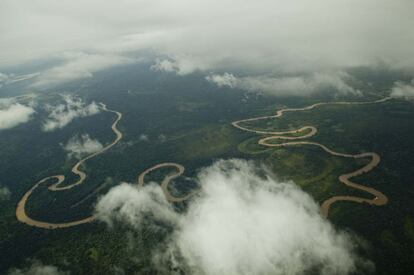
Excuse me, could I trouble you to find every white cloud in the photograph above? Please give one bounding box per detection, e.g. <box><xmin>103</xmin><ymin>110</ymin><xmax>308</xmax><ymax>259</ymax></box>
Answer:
<box><xmin>96</xmin><ymin>183</ymin><xmax>178</xmax><ymax>229</ymax></box>
<box><xmin>151</xmin><ymin>56</ymin><xmax>210</xmax><ymax>76</ymax></box>
<box><xmin>206</xmin><ymin>73</ymin><xmax>238</xmax><ymax>88</ymax></box>
<box><xmin>96</xmin><ymin>159</ymin><xmax>369</xmax><ymax>274</ymax></box>
<box><xmin>32</xmin><ymin>52</ymin><xmax>133</xmax><ymax>88</ymax></box>
<box><xmin>8</xmin><ymin>260</ymin><xmax>68</xmax><ymax>275</ymax></box>
<box><xmin>0</xmin><ymin>185</ymin><xmax>11</xmax><ymax>201</ymax></box>
<box><xmin>139</xmin><ymin>134</ymin><xmax>149</xmax><ymax>142</ymax></box>
<box><xmin>1</xmin><ymin>0</ymin><xmax>413</xmax><ymax>79</ymax></box>
<box><xmin>63</xmin><ymin>134</ymin><xmax>103</xmax><ymax>159</ymax></box>
<box><xmin>151</xmin><ymin>59</ymin><xmax>176</xmax><ymax>73</ymax></box>
<box><xmin>390</xmin><ymin>79</ymin><xmax>414</xmax><ymax>99</ymax></box>
<box><xmin>42</xmin><ymin>95</ymin><xmax>100</xmax><ymax>132</ymax></box>
<box><xmin>0</xmin><ymin>98</ymin><xmax>35</xmax><ymax>130</ymax></box>
<box><xmin>0</xmin><ymin>72</ymin><xmax>40</xmax><ymax>88</ymax></box>
<box><xmin>207</xmin><ymin>72</ymin><xmax>360</xmax><ymax>96</ymax></box>
<box><xmin>6</xmin><ymin>73</ymin><xmax>40</xmax><ymax>84</ymax></box>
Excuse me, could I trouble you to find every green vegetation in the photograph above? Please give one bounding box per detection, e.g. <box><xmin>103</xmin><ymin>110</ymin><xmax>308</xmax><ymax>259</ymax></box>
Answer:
<box><xmin>1</xmin><ymin>64</ymin><xmax>414</xmax><ymax>274</ymax></box>
<box><xmin>238</xmin><ymin>136</ymin><xmax>271</xmax><ymax>155</ymax></box>
<box><xmin>234</xmin><ymin>97</ymin><xmax>414</xmax><ymax>275</ymax></box>
<box><xmin>172</xmin><ymin>124</ymin><xmax>244</xmax><ymax>160</ymax></box>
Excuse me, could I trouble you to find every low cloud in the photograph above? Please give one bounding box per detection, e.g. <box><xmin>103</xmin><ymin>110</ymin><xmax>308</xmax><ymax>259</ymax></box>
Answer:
<box><xmin>151</xmin><ymin>57</ymin><xmax>210</xmax><ymax>76</ymax></box>
<box><xmin>96</xmin><ymin>183</ymin><xmax>178</xmax><ymax>229</ymax></box>
<box><xmin>42</xmin><ymin>95</ymin><xmax>100</xmax><ymax>132</ymax></box>
<box><xmin>139</xmin><ymin>134</ymin><xmax>149</xmax><ymax>142</ymax></box>
<box><xmin>0</xmin><ymin>185</ymin><xmax>11</xmax><ymax>201</ymax></box>
<box><xmin>8</xmin><ymin>260</ymin><xmax>68</xmax><ymax>275</ymax></box>
<box><xmin>2</xmin><ymin>1</ymin><xmax>414</xmax><ymax>83</ymax></box>
<box><xmin>390</xmin><ymin>79</ymin><xmax>414</xmax><ymax>99</ymax></box>
<box><xmin>32</xmin><ymin>52</ymin><xmax>133</xmax><ymax>88</ymax></box>
<box><xmin>151</xmin><ymin>59</ymin><xmax>177</xmax><ymax>73</ymax></box>
<box><xmin>96</xmin><ymin>159</ymin><xmax>369</xmax><ymax>274</ymax></box>
<box><xmin>206</xmin><ymin>72</ymin><xmax>360</xmax><ymax>97</ymax></box>
<box><xmin>0</xmin><ymin>72</ymin><xmax>40</xmax><ymax>88</ymax></box>
<box><xmin>63</xmin><ymin>134</ymin><xmax>103</xmax><ymax>159</ymax></box>
<box><xmin>0</xmin><ymin>98</ymin><xmax>35</xmax><ymax>130</ymax></box>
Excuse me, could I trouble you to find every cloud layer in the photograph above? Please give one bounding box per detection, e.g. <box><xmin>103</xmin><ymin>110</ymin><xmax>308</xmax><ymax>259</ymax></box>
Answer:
<box><xmin>1</xmin><ymin>0</ymin><xmax>414</xmax><ymax>89</ymax></box>
<box><xmin>32</xmin><ymin>52</ymin><xmax>133</xmax><ymax>88</ymax></box>
<box><xmin>42</xmin><ymin>95</ymin><xmax>100</xmax><ymax>131</ymax></box>
<box><xmin>0</xmin><ymin>98</ymin><xmax>35</xmax><ymax>130</ymax></box>
<box><xmin>390</xmin><ymin>79</ymin><xmax>414</xmax><ymax>100</ymax></box>
<box><xmin>96</xmin><ymin>159</ymin><xmax>368</xmax><ymax>274</ymax></box>
<box><xmin>206</xmin><ymin>72</ymin><xmax>360</xmax><ymax>96</ymax></box>
<box><xmin>0</xmin><ymin>72</ymin><xmax>40</xmax><ymax>88</ymax></box>
<box><xmin>63</xmin><ymin>134</ymin><xmax>103</xmax><ymax>159</ymax></box>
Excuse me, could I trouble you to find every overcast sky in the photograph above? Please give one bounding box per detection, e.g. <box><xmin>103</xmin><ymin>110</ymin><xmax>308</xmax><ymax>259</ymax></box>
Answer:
<box><xmin>1</xmin><ymin>0</ymin><xmax>414</xmax><ymax>92</ymax></box>
<box><xmin>1</xmin><ymin>0</ymin><xmax>413</xmax><ymax>68</ymax></box>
